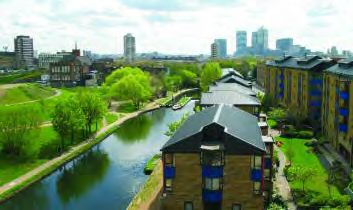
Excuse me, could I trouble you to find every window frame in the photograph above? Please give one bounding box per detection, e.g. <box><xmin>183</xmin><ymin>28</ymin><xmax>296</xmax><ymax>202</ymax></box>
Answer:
<box><xmin>184</xmin><ymin>201</ymin><xmax>193</xmax><ymax>210</ymax></box>
<box><xmin>203</xmin><ymin>177</ymin><xmax>223</xmax><ymax>191</ymax></box>
<box><xmin>200</xmin><ymin>150</ymin><xmax>224</xmax><ymax>166</ymax></box>
<box><xmin>165</xmin><ymin>178</ymin><xmax>173</xmax><ymax>192</ymax></box>
<box><xmin>232</xmin><ymin>203</ymin><xmax>241</xmax><ymax>210</ymax></box>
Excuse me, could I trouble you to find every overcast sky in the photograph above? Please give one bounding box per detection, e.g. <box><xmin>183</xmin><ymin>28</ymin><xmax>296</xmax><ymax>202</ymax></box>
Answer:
<box><xmin>0</xmin><ymin>0</ymin><xmax>351</xmax><ymax>55</ymax></box>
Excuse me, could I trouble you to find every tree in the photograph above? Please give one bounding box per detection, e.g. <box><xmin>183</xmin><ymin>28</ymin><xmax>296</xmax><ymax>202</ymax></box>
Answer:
<box><xmin>285</xmin><ymin>140</ymin><xmax>295</xmax><ymax>165</ymax></box>
<box><xmin>288</xmin><ymin>166</ymin><xmax>317</xmax><ymax>192</ymax></box>
<box><xmin>165</xmin><ymin>113</ymin><xmax>189</xmax><ymax>137</ymax></box>
<box><xmin>164</xmin><ymin>75</ymin><xmax>182</xmax><ymax>92</ymax></box>
<box><xmin>200</xmin><ymin>62</ymin><xmax>222</xmax><ymax>91</ymax></box>
<box><xmin>110</xmin><ymin>74</ymin><xmax>153</xmax><ymax>109</ymax></box>
<box><xmin>77</xmin><ymin>91</ymin><xmax>107</xmax><ymax>134</ymax></box>
<box><xmin>52</xmin><ymin>99</ymin><xmax>72</xmax><ymax>151</ymax></box>
<box><xmin>0</xmin><ymin>105</ymin><xmax>42</xmax><ymax>156</ymax></box>
<box><xmin>180</xmin><ymin>69</ymin><xmax>197</xmax><ymax>88</ymax></box>
<box><xmin>104</xmin><ymin>67</ymin><xmax>144</xmax><ymax>86</ymax></box>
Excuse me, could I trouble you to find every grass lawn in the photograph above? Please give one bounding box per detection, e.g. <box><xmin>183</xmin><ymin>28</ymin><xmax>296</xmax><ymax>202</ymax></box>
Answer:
<box><xmin>276</xmin><ymin>136</ymin><xmax>341</xmax><ymax>196</ymax></box>
<box><xmin>0</xmin><ymin>83</ymin><xmax>56</xmax><ymax>105</ymax></box>
<box><xmin>0</xmin><ymin>158</ymin><xmax>47</xmax><ymax>186</ymax></box>
<box><xmin>0</xmin><ymin>71</ymin><xmax>42</xmax><ymax>84</ymax></box>
<box><xmin>105</xmin><ymin>112</ymin><xmax>122</xmax><ymax>125</ymax></box>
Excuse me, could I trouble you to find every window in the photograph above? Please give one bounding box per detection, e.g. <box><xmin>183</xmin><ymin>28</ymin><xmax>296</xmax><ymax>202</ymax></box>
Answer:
<box><xmin>165</xmin><ymin>179</ymin><xmax>173</xmax><ymax>191</ymax></box>
<box><xmin>253</xmin><ymin>181</ymin><xmax>261</xmax><ymax>194</ymax></box>
<box><xmin>232</xmin><ymin>204</ymin><xmax>241</xmax><ymax>210</ymax></box>
<box><xmin>204</xmin><ymin>178</ymin><xmax>222</xmax><ymax>190</ymax></box>
<box><xmin>184</xmin><ymin>202</ymin><xmax>193</xmax><ymax>210</ymax></box>
<box><xmin>201</xmin><ymin>150</ymin><xmax>224</xmax><ymax>166</ymax></box>
<box><xmin>251</xmin><ymin>156</ymin><xmax>262</xmax><ymax>169</ymax></box>
<box><xmin>164</xmin><ymin>153</ymin><xmax>174</xmax><ymax>166</ymax></box>
<box><xmin>264</xmin><ymin>169</ymin><xmax>270</xmax><ymax>179</ymax></box>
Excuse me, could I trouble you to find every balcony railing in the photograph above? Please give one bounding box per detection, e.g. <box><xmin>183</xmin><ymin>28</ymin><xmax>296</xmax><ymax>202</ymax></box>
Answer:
<box><xmin>202</xmin><ymin>189</ymin><xmax>222</xmax><ymax>202</ymax></box>
<box><xmin>339</xmin><ymin>108</ymin><xmax>349</xmax><ymax>117</ymax></box>
<box><xmin>202</xmin><ymin>166</ymin><xmax>223</xmax><ymax>178</ymax></box>
<box><xmin>339</xmin><ymin>124</ymin><xmax>348</xmax><ymax>133</ymax></box>
<box><xmin>340</xmin><ymin>91</ymin><xmax>349</xmax><ymax>100</ymax></box>
<box><xmin>251</xmin><ymin>169</ymin><xmax>263</xmax><ymax>182</ymax></box>
<box><xmin>164</xmin><ymin>166</ymin><xmax>175</xmax><ymax>179</ymax></box>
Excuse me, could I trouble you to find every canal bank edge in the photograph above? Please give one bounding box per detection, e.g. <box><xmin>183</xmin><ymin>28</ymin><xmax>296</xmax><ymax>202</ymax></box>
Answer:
<box><xmin>127</xmin><ymin>160</ymin><xmax>163</xmax><ymax>210</ymax></box>
<box><xmin>0</xmin><ymin>88</ymin><xmax>197</xmax><ymax>204</ymax></box>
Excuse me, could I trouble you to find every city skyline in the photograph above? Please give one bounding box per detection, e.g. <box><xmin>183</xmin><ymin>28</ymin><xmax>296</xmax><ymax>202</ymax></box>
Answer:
<box><xmin>0</xmin><ymin>0</ymin><xmax>352</xmax><ymax>55</ymax></box>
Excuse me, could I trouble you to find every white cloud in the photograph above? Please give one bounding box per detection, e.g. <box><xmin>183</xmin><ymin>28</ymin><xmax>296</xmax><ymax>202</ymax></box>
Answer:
<box><xmin>0</xmin><ymin>0</ymin><xmax>352</xmax><ymax>55</ymax></box>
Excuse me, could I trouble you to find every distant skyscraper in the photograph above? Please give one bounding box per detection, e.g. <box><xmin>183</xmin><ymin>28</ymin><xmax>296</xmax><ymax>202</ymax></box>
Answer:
<box><xmin>14</xmin><ymin>35</ymin><xmax>34</xmax><ymax>69</ymax></box>
<box><xmin>251</xmin><ymin>27</ymin><xmax>268</xmax><ymax>53</ymax></box>
<box><xmin>276</xmin><ymin>38</ymin><xmax>294</xmax><ymax>53</ymax></box>
<box><xmin>236</xmin><ymin>31</ymin><xmax>247</xmax><ymax>52</ymax></box>
<box><xmin>124</xmin><ymin>33</ymin><xmax>136</xmax><ymax>62</ymax></box>
<box><xmin>214</xmin><ymin>39</ymin><xmax>227</xmax><ymax>58</ymax></box>
<box><xmin>330</xmin><ymin>46</ymin><xmax>338</xmax><ymax>56</ymax></box>
<box><xmin>211</xmin><ymin>42</ymin><xmax>218</xmax><ymax>59</ymax></box>
<box><xmin>251</xmin><ymin>32</ymin><xmax>258</xmax><ymax>49</ymax></box>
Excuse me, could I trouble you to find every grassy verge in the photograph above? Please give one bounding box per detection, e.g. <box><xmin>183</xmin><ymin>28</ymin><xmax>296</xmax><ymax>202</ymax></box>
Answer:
<box><xmin>144</xmin><ymin>154</ymin><xmax>161</xmax><ymax>175</ymax></box>
<box><xmin>127</xmin><ymin>161</ymin><xmax>163</xmax><ymax>210</ymax></box>
<box><xmin>105</xmin><ymin>112</ymin><xmax>123</xmax><ymax>125</ymax></box>
<box><xmin>276</xmin><ymin>136</ymin><xmax>340</xmax><ymax>195</ymax></box>
<box><xmin>0</xmin><ymin>71</ymin><xmax>42</xmax><ymax>84</ymax></box>
<box><xmin>176</xmin><ymin>96</ymin><xmax>191</xmax><ymax>107</ymax></box>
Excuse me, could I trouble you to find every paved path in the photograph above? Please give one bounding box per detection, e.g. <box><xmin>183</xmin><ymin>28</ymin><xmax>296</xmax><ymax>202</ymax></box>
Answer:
<box><xmin>274</xmin><ymin>146</ymin><xmax>297</xmax><ymax>210</ymax></box>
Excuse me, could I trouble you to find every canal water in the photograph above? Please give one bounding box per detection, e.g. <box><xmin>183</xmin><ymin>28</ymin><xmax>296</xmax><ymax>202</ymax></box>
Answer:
<box><xmin>0</xmin><ymin>101</ymin><xmax>195</xmax><ymax>210</ymax></box>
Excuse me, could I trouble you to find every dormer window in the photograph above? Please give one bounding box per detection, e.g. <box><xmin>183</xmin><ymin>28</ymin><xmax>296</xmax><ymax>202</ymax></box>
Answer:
<box><xmin>200</xmin><ymin>145</ymin><xmax>224</xmax><ymax>166</ymax></box>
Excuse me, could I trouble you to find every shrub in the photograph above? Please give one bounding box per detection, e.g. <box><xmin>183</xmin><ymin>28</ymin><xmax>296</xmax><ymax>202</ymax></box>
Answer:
<box><xmin>282</xmin><ymin>125</ymin><xmax>297</xmax><ymax>138</ymax></box>
<box><xmin>304</xmin><ymin>139</ymin><xmax>318</xmax><ymax>147</ymax></box>
<box><xmin>298</xmin><ymin>130</ymin><xmax>314</xmax><ymax>139</ymax></box>
<box><xmin>38</xmin><ymin>140</ymin><xmax>61</xmax><ymax>159</ymax></box>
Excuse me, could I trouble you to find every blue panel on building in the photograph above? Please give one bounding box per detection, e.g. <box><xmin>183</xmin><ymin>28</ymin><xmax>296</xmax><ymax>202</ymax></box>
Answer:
<box><xmin>279</xmin><ymin>92</ymin><xmax>284</xmax><ymax>98</ymax></box>
<box><xmin>309</xmin><ymin>79</ymin><xmax>322</xmax><ymax>85</ymax></box>
<box><xmin>251</xmin><ymin>169</ymin><xmax>262</xmax><ymax>182</ymax></box>
<box><xmin>339</xmin><ymin>124</ymin><xmax>348</xmax><ymax>133</ymax></box>
<box><xmin>310</xmin><ymin>90</ymin><xmax>322</xmax><ymax>96</ymax></box>
<box><xmin>202</xmin><ymin>190</ymin><xmax>222</xmax><ymax>202</ymax></box>
<box><xmin>279</xmin><ymin>83</ymin><xmax>284</xmax><ymax>89</ymax></box>
<box><xmin>202</xmin><ymin>166</ymin><xmax>223</xmax><ymax>178</ymax></box>
<box><xmin>339</xmin><ymin>108</ymin><xmax>349</xmax><ymax>117</ymax></box>
<box><xmin>164</xmin><ymin>166</ymin><xmax>175</xmax><ymax>179</ymax></box>
<box><xmin>279</xmin><ymin>74</ymin><xmax>284</xmax><ymax>80</ymax></box>
<box><xmin>309</xmin><ymin>101</ymin><xmax>321</xmax><ymax>107</ymax></box>
<box><xmin>340</xmin><ymin>91</ymin><xmax>349</xmax><ymax>100</ymax></box>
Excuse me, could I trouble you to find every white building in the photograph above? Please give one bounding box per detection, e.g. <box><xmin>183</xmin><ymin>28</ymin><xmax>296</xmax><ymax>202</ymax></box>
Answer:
<box><xmin>123</xmin><ymin>33</ymin><xmax>136</xmax><ymax>62</ymax></box>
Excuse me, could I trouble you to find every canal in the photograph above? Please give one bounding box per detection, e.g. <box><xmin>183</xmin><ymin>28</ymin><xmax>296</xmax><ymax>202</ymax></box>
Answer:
<box><xmin>0</xmin><ymin>101</ymin><xmax>195</xmax><ymax>210</ymax></box>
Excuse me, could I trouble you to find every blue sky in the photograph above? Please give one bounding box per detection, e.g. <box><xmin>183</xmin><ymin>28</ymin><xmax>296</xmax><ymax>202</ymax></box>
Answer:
<box><xmin>0</xmin><ymin>0</ymin><xmax>351</xmax><ymax>54</ymax></box>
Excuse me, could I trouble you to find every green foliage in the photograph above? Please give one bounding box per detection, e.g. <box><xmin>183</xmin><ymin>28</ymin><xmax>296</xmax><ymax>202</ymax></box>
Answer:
<box><xmin>144</xmin><ymin>154</ymin><xmax>161</xmax><ymax>175</ymax></box>
<box><xmin>105</xmin><ymin>113</ymin><xmax>120</xmax><ymax>125</ymax></box>
<box><xmin>288</xmin><ymin>166</ymin><xmax>318</xmax><ymax>192</ymax></box>
<box><xmin>0</xmin><ymin>105</ymin><xmax>43</xmax><ymax>157</ymax></box>
<box><xmin>268</xmin><ymin>119</ymin><xmax>278</xmax><ymax>129</ymax></box>
<box><xmin>165</xmin><ymin>113</ymin><xmax>189</xmax><ymax>137</ymax></box>
<box><xmin>268</xmin><ymin>107</ymin><xmax>287</xmax><ymax>122</ymax></box>
<box><xmin>200</xmin><ymin>62</ymin><xmax>222</xmax><ymax>91</ymax></box>
<box><xmin>297</xmin><ymin>130</ymin><xmax>314</xmax><ymax>139</ymax></box>
<box><xmin>266</xmin><ymin>203</ymin><xmax>287</xmax><ymax>210</ymax></box>
<box><xmin>260</xmin><ymin>93</ymin><xmax>275</xmax><ymax>113</ymax></box>
<box><xmin>214</xmin><ymin>57</ymin><xmax>257</xmax><ymax>78</ymax></box>
<box><xmin>164</xmin><ymin>75</ymin><xmax>182</xmax><ymax>91</ymax></box>
<box><xmin>179</xmin><ymin>69</ymin><xmax>197</xmax><ymax>87</ymax></box>
<box><xmin>176</xmin><ymin>96</ymin><xmax>191</xmax><ymax>107</ymax></box>
<box><xmin>108</xmin><ymin>67</ymin><xmax>153</xmax><ymax>109</ymax></box>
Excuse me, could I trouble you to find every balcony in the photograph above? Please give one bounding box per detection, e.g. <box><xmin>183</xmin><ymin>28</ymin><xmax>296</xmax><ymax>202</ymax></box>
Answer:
<box><xmin>251</xmin><ymin>169</ymin><xmax>263</xmax><ymax>182</ymax></box>
<box><xmin>202</xmin><ymin>189</ymin><xmax>222</xmax><ymax>202</ymax></box>
<box><xmin>279</xmin><ymin>74</ymin><xmax>284</xmax><ymax>80</ymax></box>
<box><xmin>339</xmin><ymin>108</ymin><xmax>349</xmax><ymax>117</ymax></box>
<box><xmin>279</xmin><ymin>83</ymin><xmax>284</xmax><ymax>89</ymax></box>
<box><xmin>309</xmin><ymin>101</ymin><xmax>321</xmax><ymax>107</ymax></box>
<box><xmin>310</xmin><ymin>90</ymin><xmax>322</xmax><ymax>96</ymax></box>
<box><xmin>202</xmin><ymin>166</ymin><xmax>223</xmax><ymax>178</ymax></box>
<box><xmin>339</xmin><ymin>124</ymin><xmax>348</xmax><ymax>133</ymax></box>
<box><xmin>279</xmin><ymin>92</ymin><xmax>284</xmax><ymax>98</ymax></box>
<box><xmin>164</xmin><ymin>166</ymin><xmax>175</xmax><ymax>179</ymax></box>
<box><xmin>340</xmin><ymin>91</ymin><xmax>349</xmax><ymax>100</ymax></box>
<box><xmin>309</xmin><ymin>78</ymin><xmax>322</xmax><ymax>85</ymax></box>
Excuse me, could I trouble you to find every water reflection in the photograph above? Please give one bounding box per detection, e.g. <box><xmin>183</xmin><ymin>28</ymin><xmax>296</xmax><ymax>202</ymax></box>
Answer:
<box><xmin>56</xmin><ymin>148</ymin><xmax>110</xmax><ymax>203</ymax></box>
<box><xmin>114</xmin><ymin>109</ymin><xmax>166</xmax><ymax>143</ymax></box>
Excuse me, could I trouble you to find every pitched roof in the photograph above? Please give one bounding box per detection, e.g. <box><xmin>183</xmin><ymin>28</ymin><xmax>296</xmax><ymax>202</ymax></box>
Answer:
<box><xmin>161</xmin><ymin>104</ymin><xmax>266</xmax><ymax>153</ymax></box>
<box><xmin>200</xmin><ymin>91</ymin><xmax>260</xmax><ymax>106</ymax></box>
<box><xmin>221</xmin><ymin>68</ymin><xmax>244</xmax><ymax>78</ymax></box>
<box><xmin>267</xmin><ymin>55</ymin><xmax>334</xmax><ymax>71</ymax></box>
<box><xmin>217</xmin><ymin>75</ymin><xmax>252</xmax><ymax>87</ymax></box>
<box><xmin>209</xmin><ymin>82</ymin><xmax>256</xmax><ymax>96</ymax></box>
<box><xmin>325</xmin><ymin>58</ymin><xmax>353</xmax><ymax>78</ymax></box>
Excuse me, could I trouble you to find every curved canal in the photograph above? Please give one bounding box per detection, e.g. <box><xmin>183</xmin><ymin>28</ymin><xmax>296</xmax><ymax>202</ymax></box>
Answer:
<box><xmin>0</xmin><ymin>101</ymin><xmax>195</xmax><ymax>210</ymax></box>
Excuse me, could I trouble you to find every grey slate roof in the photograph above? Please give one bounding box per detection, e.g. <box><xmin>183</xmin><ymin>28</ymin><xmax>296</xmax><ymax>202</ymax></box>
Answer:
<box><xmin>161</xmin><ymin>104</ymin><xmax>266</xmax><ymax>153</ymax></box>
<box><xmin>325</xmin><ymin>58</ymin><xmax>353</xmax><ymax>78</ymax></box>
<box><xmin>267</xmin><ymin>55</ymin><xmax>334</xmax><ymax>71</ymax></box>
<box><xmin>209</xmin><ymin>82</ymin><xmax>256</xmax><ymax>96</ymax></box>
<box><xmin>200</xmin><ymin>91</ymin><xmax>260</xmax><ymax>106</ymax></box>
<box><xmin>217</xmin><ymin>75</ymin><xmax>252</xmax><ymax>87</ymax></box>
<box><xmin>221</xmin><ymin>68</ymin><xmax>244</xmax><ymax>78</ymax></box>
